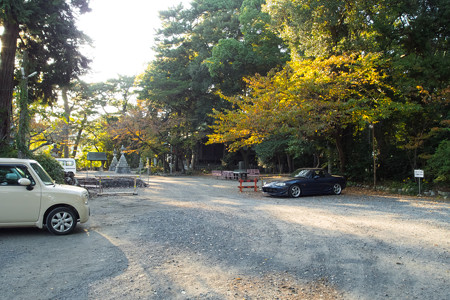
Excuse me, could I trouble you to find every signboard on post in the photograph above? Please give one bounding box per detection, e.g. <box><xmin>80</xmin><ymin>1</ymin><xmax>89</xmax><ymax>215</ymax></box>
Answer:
<box><xmin>414</xmin><ymin>169</ymin><xmax>424</xmax><ymax>195</ymax></box>
<box><xmin>414</xmin><ymin>169</ymin><xmax>424</xmax><ymax>178</ymax></box>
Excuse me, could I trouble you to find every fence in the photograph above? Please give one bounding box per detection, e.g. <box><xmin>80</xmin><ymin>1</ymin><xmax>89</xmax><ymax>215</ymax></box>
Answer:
<box><xmin>238</xmin><ymin>178</ymin><xmax>258</xmax><ymax>192</ymax></box>
<box><xmin>79</xmin><ymin>174</ymin><xmax>145</xmax><ymax>196</ymax></box>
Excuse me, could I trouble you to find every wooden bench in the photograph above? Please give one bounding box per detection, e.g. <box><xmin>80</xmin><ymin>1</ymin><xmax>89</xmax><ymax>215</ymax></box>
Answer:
<box><xmin>247</xmin><ymin>169</ymin><xmax>260</xmax><ymax>179</ymax></box>
<box><xmin>212</xmin><ymin>170</ymin><xmax>222</xmax><ymax>179</ymax></box>
<box><xmin>222</xmin><ymin>171</ymin><xmax>234</xmax><ymax>180</ymax></box>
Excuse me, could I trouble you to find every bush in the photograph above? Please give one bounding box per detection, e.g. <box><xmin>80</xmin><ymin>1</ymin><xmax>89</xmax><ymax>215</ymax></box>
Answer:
<box><xmin>0</xmin><ymin>145</ymin><xmax>17</xmax><ymax>158</ymax></box>
<box><xmin>32</xmin><ymin>153</ymin><xmax>65</xmax><ymax>184</ymax></box>
<box><xmin>427</xmin><ymin>140</ymin><xmax>450</xmax><ymax>185</ymax></box>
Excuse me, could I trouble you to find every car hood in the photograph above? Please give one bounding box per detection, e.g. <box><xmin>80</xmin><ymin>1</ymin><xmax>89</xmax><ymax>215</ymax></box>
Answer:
<box><xmin>263</xmin><ymin>178</ymin><xmax>303</xmax><ymax>186</ymax></box>
<box><xmin>44</xmin><ymin>183</ymin><xmax>88</xmax><ymax>196</ymax></box>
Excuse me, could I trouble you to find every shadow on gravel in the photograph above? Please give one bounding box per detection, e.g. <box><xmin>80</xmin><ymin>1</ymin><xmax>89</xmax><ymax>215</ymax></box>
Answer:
<box><xmin>0</xmin><ymin>226</ymin><xmax>128</xmax><ymax>300</ymax></box>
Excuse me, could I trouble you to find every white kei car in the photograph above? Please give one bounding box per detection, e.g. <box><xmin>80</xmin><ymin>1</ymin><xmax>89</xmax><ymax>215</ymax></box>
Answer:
<box><xmin>0</xmin><ymin>158</ymin><xmax>90</xmax><ymax>235</ymax></box>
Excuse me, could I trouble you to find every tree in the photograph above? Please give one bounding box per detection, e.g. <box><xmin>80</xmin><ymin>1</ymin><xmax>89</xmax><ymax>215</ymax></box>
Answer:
<box><xmin>26</xmin><ymin>80</ymin><xmax>103</xmax><ymax>160</ymax></box>
<box><xmin>208</xmin><ymin>53</ymin><xmax>406</xmax><ymax>172</ymax></box>
<box><xmin>205</xmin><ymin>0</ymin><xmax>289</xmax><ymax>95</ymax></box>
<box><xmin>263</xmin><ymin>0</ymin><xmax>367</xmax><ymax>58</ymax></box>
<box><xmin>91</xmin><ymin>75</ymin><xmax>137</xmax><ymax>115</ymax></box>
<box><xmin>0</xmin><ymin>0</ymin><xmax>90</xmax><ymax>151</ymax></box>
<box><xmin>259</xmin><ymin>0</ymin><xmax>449</xmax><ymax>179</ymax></box>
<box><xmin>137</xmin><ymin>0</ymin><xmax>252</xmax><ymax>171</ymax></box>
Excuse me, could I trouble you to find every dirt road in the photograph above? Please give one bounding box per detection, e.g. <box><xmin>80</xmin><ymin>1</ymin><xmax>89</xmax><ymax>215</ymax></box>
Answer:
<box><xmin>0</xmin><ymin>176</ymin><xmax>449</xmax><ymax>299</ymax></box>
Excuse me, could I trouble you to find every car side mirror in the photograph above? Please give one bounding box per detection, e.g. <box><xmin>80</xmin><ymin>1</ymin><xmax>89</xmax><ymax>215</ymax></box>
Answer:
<box><xmin>18</xmin><ymin>178</ymin><xmax>33</xmax><ymax>190</ymax></box>
<box><xmin>314</xmin><ymin>175</ymin><xmax>320</xmax><ymax>179</ymax></box>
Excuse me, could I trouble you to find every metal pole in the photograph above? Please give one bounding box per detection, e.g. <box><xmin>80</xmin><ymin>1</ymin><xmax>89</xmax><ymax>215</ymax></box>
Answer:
<box><xmin>418</xmin><ymin>178</ymin><xmax>421</xmax><ymax>195</ymax></box>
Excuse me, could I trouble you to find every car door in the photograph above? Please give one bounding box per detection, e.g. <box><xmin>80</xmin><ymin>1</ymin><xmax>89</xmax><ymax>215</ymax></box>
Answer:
<box><xmin>310</xmin><ymin>170</ymin><xmax>329</xmax><ymax>194</ymax></box>
<box><xmin>0</xmin><ymin>164</ymin><xmax>41</xmax><ymax>223</ymax></box>
<box><xmin>296</xmin><ymin>170</ymin><xmax>321</xmax><ymax>195</ymax></box>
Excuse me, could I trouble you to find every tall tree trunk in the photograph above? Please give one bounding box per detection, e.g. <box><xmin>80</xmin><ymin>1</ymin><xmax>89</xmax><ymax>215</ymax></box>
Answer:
<box><xmin>17</xmin><ymin>73</ymin><xmax>30</xmax><ymax>158</ymax></box>
<box><xmin>190</xmin><ymin>143</ymin><xmax>199</xmax><ymax>171</ymax></box>
<box><xmin>327</xmin><ymin>143</ymin><xmax>332</xmax><ymax>173</ymax></box>
<box><xmin>334</xmin><ymin>131</ymin><xmax>346</xmax><ymax>173</ymax></box>
<box><xmin>239</xmin><ymin>148</ymin><xmax>249</xmax><ymax>169</ymax></box>
<box><xmin>277</xmin><ymin>155</ymin><xmax>283</xmax><ymax>173</ymax></box>
<box><xmin>0</xmin><ymin>21</ymin><xmax>20</xmax><ymax>150</ymax></box>
<box><xmin>17</xmin><ymin>51</ymin><xmax>31</xmax><ymax>158</ymax></box>
<box><xmin>61</xmin><ymin>87</ymin><xmax>71</xmax><ymax>158</ymax></box>
<box><xmin>72</xmin><ymin>113</ymin><xmax>87</xmax><ymax>158</ymax></box>
<box><xmin>313</xmin><ymin>153</ymin><xmax>320</xmax><ymax>168</ymax></box>
<box><xmin>286</xmin><ymin>153</ymin><xmax>292</xmax><ymax>173</ymax></box>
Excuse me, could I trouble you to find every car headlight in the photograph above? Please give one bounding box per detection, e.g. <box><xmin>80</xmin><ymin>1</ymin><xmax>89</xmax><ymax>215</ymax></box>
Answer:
<box><xmin>275</xmin><ymin>182</ymin><xmax>286</xmax><ymax>187</ymax></box>
<box><xmin>82</xmin><ymin>190</ymin><xmax>89</xmax><ymax>205</ymax></box>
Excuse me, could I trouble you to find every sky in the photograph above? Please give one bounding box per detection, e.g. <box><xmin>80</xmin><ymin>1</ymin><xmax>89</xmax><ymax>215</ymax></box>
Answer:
<box><xmin>77</xmin><ymin>0</ymin><xmax>192</xmax><ymax>83</ymax></box>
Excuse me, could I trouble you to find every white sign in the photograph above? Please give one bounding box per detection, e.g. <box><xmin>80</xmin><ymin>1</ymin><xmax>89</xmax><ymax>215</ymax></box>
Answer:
<box><xmin>414</xmin><ymin>169</ymin><xmax>424</xmax><ymax>178</ymax></box>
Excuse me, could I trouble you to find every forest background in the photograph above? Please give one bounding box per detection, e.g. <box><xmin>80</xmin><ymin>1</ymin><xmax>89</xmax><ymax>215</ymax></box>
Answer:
<box><xmin>0</xmin><ymin>0</ymin><xmax>449</xmax><ymax>189</ymax></box>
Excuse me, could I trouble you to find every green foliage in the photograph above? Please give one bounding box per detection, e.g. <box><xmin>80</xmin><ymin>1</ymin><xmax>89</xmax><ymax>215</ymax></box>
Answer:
<box><xmin>0</xmin><ymin>145</ymin><xmax>17</xmax><ymax>158</ymax></box>
<box><xmin>0</xmin><ymin>0</ymin><xmax>91</xmax><ymax>151</ymax></box>
<box><xmin>2</xmin><ymin>0</ymin><xmax>91</xmax><ymax>102</ymax></box>
<box><xmin>427</xmin><ymin>140</ymin><xmax>450</xmax><ymax>184</ymax></box>
<box><xmin>253</xmin><ymin>137</ymin><xmax>289</xmax><ymax>167</ymax></box>
<box><xmin>205</xmin><ymin>0</ymin><xmax>288</xmax><ymax>94</ymax></box>
<box><xmin>32</xmin><ymin>153</ymin><xmax>65</xmax><ymax>184</ymax></box>
<box><xmin>207</xmin><ymin>0</ymin><xmax>449</xmax><ymax>185</ymax></box>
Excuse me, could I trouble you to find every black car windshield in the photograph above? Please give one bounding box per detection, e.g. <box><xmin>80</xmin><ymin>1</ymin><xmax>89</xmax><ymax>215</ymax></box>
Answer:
<box><xmin>30</xmin><ymin>162</ymin><xmax>54</xmax><ymax>185</ymax></box>
<box><xmin>292</xmin><ymin>169</ymin><xmax>312</xmax><ymax>178</ymax></box>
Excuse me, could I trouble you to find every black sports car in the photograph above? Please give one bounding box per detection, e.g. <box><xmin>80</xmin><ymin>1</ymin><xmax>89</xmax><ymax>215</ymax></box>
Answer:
<box><xmin>262</xmin><ymin>168</ymin><xmax>346</xmax><ymax>198</ymax></box>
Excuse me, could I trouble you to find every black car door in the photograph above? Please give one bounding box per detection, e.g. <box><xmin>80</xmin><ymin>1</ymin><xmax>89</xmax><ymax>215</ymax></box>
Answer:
<box><xmin>310</xmin><ymin>170</ymin><xmax>330</xmax><ymax>194</ymax></box>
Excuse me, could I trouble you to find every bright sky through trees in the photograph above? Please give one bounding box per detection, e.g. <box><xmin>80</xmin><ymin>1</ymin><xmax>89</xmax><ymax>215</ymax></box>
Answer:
<box><xmin>77</xmin><ymin>0</ymin><xmax>192</xmax><ymax>82</ymax></box>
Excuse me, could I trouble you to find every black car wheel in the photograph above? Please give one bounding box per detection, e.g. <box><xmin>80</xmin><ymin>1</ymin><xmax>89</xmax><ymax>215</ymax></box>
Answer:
<box><xmin>333</xmin><ymin>183</ymin><xmax>342</xmax><ymax>195</ymax></box>
<box><xmin>46</xmin><ymin>207</ymin><xmax>77</xmax><ymax>235</ymax></box>
<box><xmin>289</xmin><ymin>184</ymin><xmax>302</xmax><ymax>198</ymax></box>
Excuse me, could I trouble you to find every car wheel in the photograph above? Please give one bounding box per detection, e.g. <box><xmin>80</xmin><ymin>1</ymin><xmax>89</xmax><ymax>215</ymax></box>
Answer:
<box><xmin>46</xmin><ymin>207</ymin><xmax>77</xmax><ymax>235</ymax></box>
<box><xmin>333</xmin><ymin>183</ymin><xmax>342</xmax><ymax>195</ymax></box>
<box><xmin>289</xmin><ymin>184</ymin><xmax>302</xmax><ymax>198</ymax></box>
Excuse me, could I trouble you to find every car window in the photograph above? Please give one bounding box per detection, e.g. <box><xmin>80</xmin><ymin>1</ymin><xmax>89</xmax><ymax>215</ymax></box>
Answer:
<box><xmin>313</xmin><ymin>170</ymin><xmax>325</xmax><ymax>178</ymax></box>
<box><xmin>293</xmin><ymin>169</ymin><xmax>312</xmax><ymax>178</ymax></box>
<box><xmin>30</xmin><ymin>163</ymin><xmax>54</xmax><ymax>185</ymax></box>
<box><xmin>0</xmin><ymin>165</ymin><xmax>36</xmax><ymax>186</ymax></box>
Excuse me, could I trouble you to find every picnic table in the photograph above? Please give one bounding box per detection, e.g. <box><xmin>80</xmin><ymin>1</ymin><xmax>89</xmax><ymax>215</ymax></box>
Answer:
<box><xmin>211</xmin><ymin>169</ymin><xmax>260</xmax><ymax>180</ymax></box>
<box><xmin>233</xmin><ymin>170</ymin><xmax>248</xmax><ymax>180</ymax></box>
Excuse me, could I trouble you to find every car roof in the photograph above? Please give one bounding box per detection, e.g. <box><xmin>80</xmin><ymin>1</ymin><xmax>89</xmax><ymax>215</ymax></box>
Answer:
<box><xmin>0</xmin><ymin>158</ymin><xmax>38</xmax><ymax>164</ymax></box>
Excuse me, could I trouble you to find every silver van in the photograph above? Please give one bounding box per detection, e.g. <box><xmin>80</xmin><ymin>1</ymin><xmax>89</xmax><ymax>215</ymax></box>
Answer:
<box><xmin>56</xmin><ymin>158</ymin><xmax>77</xmax><ymax>176</ymax></box>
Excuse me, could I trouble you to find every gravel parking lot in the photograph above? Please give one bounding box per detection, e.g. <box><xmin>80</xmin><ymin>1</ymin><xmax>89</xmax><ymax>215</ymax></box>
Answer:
<box><xmin>0</xmin><ymin>175</ymin><xmax>449</xmax><ymax>299</ymax></box>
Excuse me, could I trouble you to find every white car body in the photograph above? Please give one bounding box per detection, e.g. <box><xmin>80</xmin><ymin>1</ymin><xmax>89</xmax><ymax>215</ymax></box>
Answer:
<box><xmin>0</xmin><ymin>158</ymin><xmax>89</xmax><ymax>234</ymax></box>
<box><xmin>56</xmin><ymin>158</ymin><xmax>77</xmax><ymax>175</ymax></box>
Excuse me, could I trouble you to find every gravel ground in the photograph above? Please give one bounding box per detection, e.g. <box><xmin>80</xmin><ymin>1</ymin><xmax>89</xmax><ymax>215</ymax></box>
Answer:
<box><xmin>0</xmin><ymin>175</ymin><xmax>449</xmax><ymax>300</ymax></box>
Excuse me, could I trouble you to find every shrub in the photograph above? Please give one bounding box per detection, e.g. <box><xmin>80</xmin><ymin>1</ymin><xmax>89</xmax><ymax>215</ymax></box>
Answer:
<box><xmin>0</xmin><ymin>145</ymin><xmax>17</xmax><ymax>158</ymax></box>
<box><xmin>427</xmin><ymin>140</ymin><xmax>450</xmax><ymax>185</ymax></box>
<box><xmin>32</xmin><ymin>153</ymin><xmax>65</xmax><ymax>184</ymax></box>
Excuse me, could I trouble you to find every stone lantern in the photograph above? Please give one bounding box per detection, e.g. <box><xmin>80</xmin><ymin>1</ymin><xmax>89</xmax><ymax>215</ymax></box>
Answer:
<box><xmin>115</xmin><ymin>145</ymin><xmax>131</xmax><ymax>174</ymax></box>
